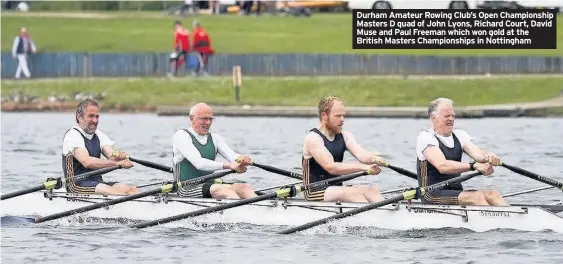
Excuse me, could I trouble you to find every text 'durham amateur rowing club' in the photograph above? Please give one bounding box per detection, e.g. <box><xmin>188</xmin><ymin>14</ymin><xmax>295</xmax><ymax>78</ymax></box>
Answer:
<box><xmin>353</xmin><ymin>9</ymin><xmax>557</xmax><ymax>49</ymax></box>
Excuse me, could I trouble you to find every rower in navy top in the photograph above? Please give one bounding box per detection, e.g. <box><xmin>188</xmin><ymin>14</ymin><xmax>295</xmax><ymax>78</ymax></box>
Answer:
<box><xmin>416</xmin><ymin>97</ymin><xmax>509</xmax><ymax>206</ymax></box>
<box><xmin>61</xmin><ymin>99</ymin><xmax>137</xmax><ymax>196</ymax></box>
<box><xmin>301</xmin><ymin>96</ymin><xmax>384</xmax><ymax>203</ymax></box>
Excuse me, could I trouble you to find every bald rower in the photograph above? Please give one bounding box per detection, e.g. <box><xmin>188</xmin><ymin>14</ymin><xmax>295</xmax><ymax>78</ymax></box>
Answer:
<box><xmin>172</xmin><ymin>102</ymin><xmax>258</xmax><ymax>199</ymax></box>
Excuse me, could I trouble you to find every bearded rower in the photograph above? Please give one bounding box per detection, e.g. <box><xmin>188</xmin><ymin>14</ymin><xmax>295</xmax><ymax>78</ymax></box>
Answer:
<box><xmin>172</xmin><ymin>102</ymin><xmax>257</xmax><ymax>199</ymax></box>
<box><xmin>61</xmin><ymin>99</ymin><xmax>137</xmax><ymax>196</ymax></box>
<box><xmin>302</xmin><ymin>96</ymin><xmax>384</xmax><ymax>203</ymax></box>
<box><xmin>416</xmin><ymin>98</ymin><xmax>508</xmax><ymax>206</ymax></box>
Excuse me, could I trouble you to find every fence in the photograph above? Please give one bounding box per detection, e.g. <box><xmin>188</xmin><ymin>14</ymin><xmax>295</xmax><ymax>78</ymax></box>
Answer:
<box><xmin>2</xmin><ymin>52</ymin><xmax>562</xmax><ymax>79</ymax></box>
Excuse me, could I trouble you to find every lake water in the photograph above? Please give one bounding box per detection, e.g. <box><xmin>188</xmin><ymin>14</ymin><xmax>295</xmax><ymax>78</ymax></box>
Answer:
<box><xmin>1</xmin><ymin>112</ymin><xmax>563</xmax><ymax>264</ymax></box>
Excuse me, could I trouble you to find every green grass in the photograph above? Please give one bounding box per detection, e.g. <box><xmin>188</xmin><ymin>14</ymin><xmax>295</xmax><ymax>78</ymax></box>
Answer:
<box><xmin>1</xmin><ymin>76</ymin><xmax>561</xmax><ymax>107</ymax></box>
<box><xmin>2</xmin><ymin>12</ymin><xmax>562</xmax><ymax>56</ymax></box>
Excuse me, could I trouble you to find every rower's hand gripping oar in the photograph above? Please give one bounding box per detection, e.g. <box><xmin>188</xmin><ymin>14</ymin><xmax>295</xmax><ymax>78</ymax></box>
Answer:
<box><xmin>33</xmin><ymin>169</ymin><xmax>236</xmax><ymax>224</ymax></box>
<box><xmin>131</xmin><ymin>169</ymin><xmax>376</xmax><ymax>229</ymax></box>
<box><xmin>278</xmin><ymin>171</ymin><xmax>483</xmax><ymax>235</ymax></box>
<box><xmin>499</xmin><ymin>162</ymin><xmax>563</xmax><ymax>191</ymax></box>
<box><xmin>0</xmin><ymin>166</ymin><xmax>122</xmax><ymax>201</ymax></box>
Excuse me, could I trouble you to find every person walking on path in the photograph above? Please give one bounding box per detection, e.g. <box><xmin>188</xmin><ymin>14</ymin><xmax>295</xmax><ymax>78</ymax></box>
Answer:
<box><xmin>11</xmin><ymin>27</ymin><xmax>37</xmax><ymax>79</ymax></box>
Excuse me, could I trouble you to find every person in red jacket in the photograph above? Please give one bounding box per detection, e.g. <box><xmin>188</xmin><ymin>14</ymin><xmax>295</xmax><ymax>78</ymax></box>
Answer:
<box><xmin>170</xmin><ymin>20</ymin><xmax>191</xmax><ymax>77</ymax></box>
<box><xmin>192</xmin><ymin>20</ymin><xmax>214</xmax><ymax>76</ymax></box>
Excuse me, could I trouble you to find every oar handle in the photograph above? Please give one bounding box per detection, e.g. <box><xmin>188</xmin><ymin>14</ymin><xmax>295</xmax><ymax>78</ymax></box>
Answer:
<box><xmin>500</xmin><ymin>162</ymin><xmax>563</xmax><ymax>190</ymax></box>
<box><xmin>128</xmin><ymin>157</ymin><xmax>173</xmax><ymax>173</ymax></box>
<box><xmin>383</xmin><ymin>163</ymin><xmax>417</xmax><ymax>180</ymax></box>
<box><xmin>252</xmin><ymin>162</ymin><xmax>302</xmax><ymax>180</ymax></box>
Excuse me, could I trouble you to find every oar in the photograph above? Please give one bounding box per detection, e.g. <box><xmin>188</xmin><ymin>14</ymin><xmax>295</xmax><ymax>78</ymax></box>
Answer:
<box><xmin>251</xmin><ymin>162</ymin><xmax>302</xmax><ymax>180</ymax></box>
<box><xmin>500</xmin><ymin>162</ymin><xmax>563</xmax><ymax>191</ymax></box>
<box><xmin>502</xmin><ymin>186</ymin><xmax>555</xmax><ymax>198</ymax></box>
<box><xmin>254</xmin><ymin>182</ymin><xmax>408</xmax><ymax>196</ymax></box>
<box><xmin>381</xmin><ymin>186</ymin><xmax>411</xmax><ymax>195</ymax></box>
<box><xmin>278</xmin><ymin>171</ymin><xmax>482</xmax><ymax>235</ymax></box>
<box><xmin>128</xmin><ymin>157</ymin><xmax>172</xmax><ymax>173</ymax></box>
<box><xmin>381</xmin><ymin>163</ymin><xmax>417</xmax><ymax>180</ymax></box>
<box><xmin>131</xmin><ymin>169</ymin><xmax>375</xmax><ymax>229</ymax></box>
<box><xmin>291</xmin><ymin>163</ymin><xmax>416</xmax><ymax>180</ymax></box>
<box><xmin>33</xmin><ymin>169</ymin><xmax>235</xmax><ymax>224</ymax></box>
<box><xmin>0</xmin><ymin>166</ymin><xmax>122</xmax><ymax>200</ymax></box>
<box><xmin>136</xmin><ymin>181</ymin><xmax>168</xmax><ymax>188</ymax></box>
<box><xmin>255</xmin><ymin>181</ymin><xmax>302</xmax><ymax>193</ymax></box>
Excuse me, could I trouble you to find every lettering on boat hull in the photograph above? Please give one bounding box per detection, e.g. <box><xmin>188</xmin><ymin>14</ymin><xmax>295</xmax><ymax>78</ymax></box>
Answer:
<box><xmin>480</xmin><ymin>211</ymin><xmax>511</xmax><ymax>217</ymax></box>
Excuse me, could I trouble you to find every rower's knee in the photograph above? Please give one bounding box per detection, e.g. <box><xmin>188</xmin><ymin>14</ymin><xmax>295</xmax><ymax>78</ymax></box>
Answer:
<box><xmin>367</xmin><ymin>186</ymin><xmax>380</xmax><ymax>194</ymax></box>
<box><xmin>233</xmin><ymin>183</ymin><xmax>253</xmax><ymax>192</ymax></box>
<box><xmin>483</xmin><ymin>190</ymin><xmax>502</xmax><ymax>198</ymax></box>
<box><xmin>127</xmin><ymin>186</ymin><xmax>139</xmax><ymax>194</ymax></box>
<box><xmin>460</xmin><ymin>191</ymin><xmax>488</xmax><ymax>206</ymax></box>
<box><xmin>483</xmin><ymin>190</ymin><xmax>508</xmax><ymax>206</ymax></box>
<box><xmin>353</xmin><ymin>185</ymin><xmax>377</xmax><ymax>192</ymax></box>
<box><xmin>211</xmin><ymin>186</ymin><xmax>238</xmax><ymax>199</ymax></box>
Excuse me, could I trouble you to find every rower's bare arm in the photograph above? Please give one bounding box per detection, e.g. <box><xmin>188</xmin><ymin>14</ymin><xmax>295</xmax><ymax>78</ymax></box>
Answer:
<box><xmin>342</xmin><ymin>131</ymin><xmax>381</xmax><ymax>164</ymax></box>
<box><xmin>423</xmin><ymin>146</ymin><xmax>471</xmax><ymax>174</ymax></box>
<box><xmin>305</xmin><ymin>133</ymin><xmax>369</xmax><ymax>175</ymax></box>
<box><xmin>462</xmin><ymin>141</ymin><xmax>488</xmax><ymax>163</ymax></box>
<box><xmin>73</xmin><ymin>148</ymin><xmax>119</xmax><ymax>169</ymax></box>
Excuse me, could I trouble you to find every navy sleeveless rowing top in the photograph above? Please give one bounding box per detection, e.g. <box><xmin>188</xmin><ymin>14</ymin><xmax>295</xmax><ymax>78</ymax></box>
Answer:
<box><xmin>62</xmin><ymin>128</ymin><xmax>103</xmax><ymax>182</ymax></box>
<box><xmin>303</xmin><ymin>128</ymin><xmax>347</xmax><ymax>186</ymax></box>
<box><xmin>417</xmin><ymin>132</ymin><xmax>464</xmax><ymax>190</ymax></box>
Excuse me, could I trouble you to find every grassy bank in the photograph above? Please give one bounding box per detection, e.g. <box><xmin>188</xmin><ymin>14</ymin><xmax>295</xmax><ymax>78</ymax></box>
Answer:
<box><xmin>2</xmin><ymin>12</ymin><xmax>562</xmax><ymax>56</ymax></box>
<box><xmin>1</xmin><ymin>76</ymin><xmax>562</xmax><ymax>107</ymax></box>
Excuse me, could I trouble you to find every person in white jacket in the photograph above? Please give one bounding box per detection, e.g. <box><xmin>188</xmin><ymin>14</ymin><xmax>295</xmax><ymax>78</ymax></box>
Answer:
<box><xmin>11</xmin><ymin>27</ymin><xmax>37</xmax><ymax>79</ymax></box>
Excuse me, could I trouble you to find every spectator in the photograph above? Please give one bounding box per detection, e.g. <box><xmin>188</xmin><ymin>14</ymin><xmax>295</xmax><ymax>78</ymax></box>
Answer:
<box><xmin>11</xmin><ymin>27</ymin><xmax>36</xmax><ymax>79</ymax></box>
<box><xmin>173</xmin><ymin>0</ymin><xmax>198</xmax><ymax>16</ymax></box>
<box><xmin>192</xmin><ymin>20</ymin><xmax>214</xmax><ymax>76</ymax></box>
<box><xmin>169</xmin><ymin>20</ymin><xmax>191</xmax><ymax>77</ymax></box>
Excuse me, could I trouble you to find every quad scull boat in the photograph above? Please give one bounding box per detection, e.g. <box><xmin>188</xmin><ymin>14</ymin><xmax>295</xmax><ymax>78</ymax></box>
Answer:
<box><xmin>2</xmin><ymin>189</ymin><xmax>562</xmax><ymax>233</ymax></box>
<box><xmin>2</xmin><ymin>160</ymin><xmax>562</xmax><ymax>233</ymax></box>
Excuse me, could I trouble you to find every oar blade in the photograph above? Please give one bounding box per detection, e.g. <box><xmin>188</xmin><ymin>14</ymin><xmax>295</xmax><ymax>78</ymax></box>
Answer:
<box><xmin>1</xmin><ymin>215</ymin><xmax>37</xmax><ymax>226</ymax></box>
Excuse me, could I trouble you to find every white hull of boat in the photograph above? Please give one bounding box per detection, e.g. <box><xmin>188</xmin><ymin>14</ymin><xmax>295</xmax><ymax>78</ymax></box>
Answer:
<box><xmin>2</xmin><ymin>191</ymin><xmax>562</xmax><ymax>233</ymax></box>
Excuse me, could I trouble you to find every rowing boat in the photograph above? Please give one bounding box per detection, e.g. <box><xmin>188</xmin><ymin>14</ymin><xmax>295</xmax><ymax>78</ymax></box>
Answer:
<box><xmin>2</xmin><ymin>190</ymin><xmax>562</xmax><ymax>232</ymax></box>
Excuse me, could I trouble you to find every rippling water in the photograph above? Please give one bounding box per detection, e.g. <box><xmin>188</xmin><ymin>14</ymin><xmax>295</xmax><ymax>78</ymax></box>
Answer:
<box><xmin>2</xmin><ymin>113</ymin><xmax>563</xmax><ymax>263</ymax></box>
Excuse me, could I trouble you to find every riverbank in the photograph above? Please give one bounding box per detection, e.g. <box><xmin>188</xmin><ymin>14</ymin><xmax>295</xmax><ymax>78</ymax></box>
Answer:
<box><xmin>2</xmin><ymin>76</ymin><xmax>562</xmax><ymax>117</ymax></box>
<box><xmin>2</xmin><ymin>12</ymin><xmax>563</xmax><ymax>56</ymax></box>
<box><xmin>2</xmin><ymin>98</ymin><xmax>563</xmax><ymax>118</ymax></box>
